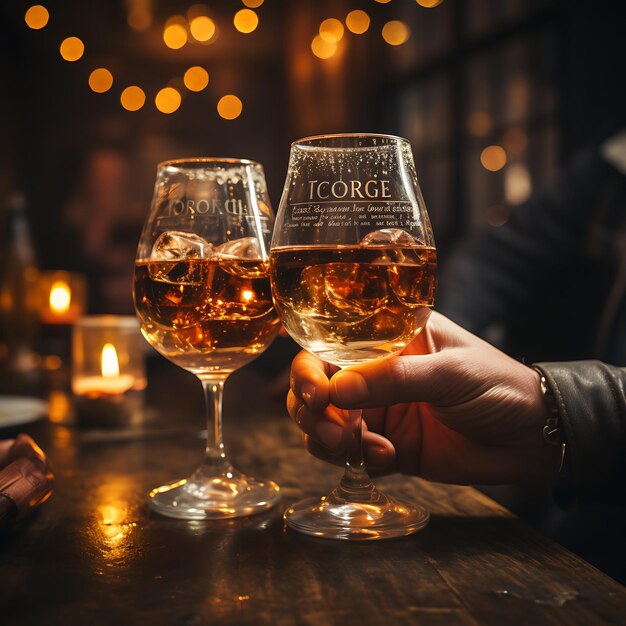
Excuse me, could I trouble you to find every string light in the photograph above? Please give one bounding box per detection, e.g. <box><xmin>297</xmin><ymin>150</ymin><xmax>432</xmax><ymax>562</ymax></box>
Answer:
<box><xmin>375</xmin><ymin>0</ymin><xmax>393</xmax><ymax>3</ymax></box>
<box><xmin>382</xmin><ymin>21</ymin><xmax>410</xmax><ymax>46</ymax></box>
<box><xmin>480</xmin><ymin>145</ymin><xmax>507</xmax><ymax>172</ymax></box>
<box><xmin>163</xmin><ymin>23</ymin><xmax>187</xmax><ymax>49</ymax></box>
<box><xmin>120</xmin><ymin>86</ymin><xmax>146</xmax><ymax>111</ymax></box>
<box><xmin>417</xmin><ymin>0</ymin><xmax>444</xmax><ymax>7</ymax></box>
<box><xmin>25</xmin><ymin>5</ymin><xmax>49</xmax><ymax>30</ymax></box>
<box><xmin>467</xmin><ymin>112</ymin><xmax>492</xmax><ymax>137</ymax></box>
<box><xmin>88</xmin><ymin>68</ymin><xmax>113</xmax><ymax>93</ymax></box>
<box><xmin>311</xmin><ymin>35</ymin><xmax>337</xmax><ymax>59</ymax></box>
<box><xmin>319</xmin><ymin>18</ymin><xmax>344</xmax><ymax>43</ymax></box>
<box><xmin>155</xmin><ymin>87</ymin><xmax>181</xmax><ymax>114</ymax></box>
<box><xmin>217</xmin><ymin>95</ymin><xmax>243</xmax><ymax>120</ymax></box>
<box><xmin>184</xmin><ymin>66</ymin><xmax>209</xmax><ymax>92</ymax></box>
<box><xmin>60</xmin><ymin>37</ymin><xmax>85</xmax><ymax>61</ymax></box>
<box><xmin>190</xmin><ymin>16</ymin><xmax>216</xmax><ymax>42</ymax></box>
<box><xmin>502</xmin><ymin>127</ymin><xmax>528</xmax><ymax>154</ymax></box>
<box><xmin>233</xmin><ymin>9</ymin><xmax>258</xmax><ymax>33</ymax></box>
<box><xmin>242</xmin><ymin>0</ymin><xmax>264</xmax><ymax>7</ymax></box>
<box><xmin>346</xmin><ymin>10</ymin><xmax>370</xmax><ymax>35</ymax></box>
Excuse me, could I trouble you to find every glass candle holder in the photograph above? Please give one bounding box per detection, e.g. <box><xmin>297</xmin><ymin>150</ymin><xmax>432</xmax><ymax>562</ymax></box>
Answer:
<box><xmin>40</xmin><ymin>271</ymin><xmax>86</xmax><ymax>325</ymax></box>
<box><xmin>72</xmin><ymin>316</ymin><xmax>147</xmax><ymax>428</ymax></box>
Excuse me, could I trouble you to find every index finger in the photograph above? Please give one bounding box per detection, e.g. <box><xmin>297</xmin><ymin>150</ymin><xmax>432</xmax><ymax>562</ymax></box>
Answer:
<box><xmin>290</xmin><ymin>350</ymin><xmax>336</xmax><ymax>412</ymax></box>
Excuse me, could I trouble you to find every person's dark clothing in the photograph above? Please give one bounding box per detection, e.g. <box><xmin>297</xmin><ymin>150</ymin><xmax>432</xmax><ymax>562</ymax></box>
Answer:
<box><xmin>438</xmin><ymin>146</ymin><xmax>626</xmax><ymax>582</ymax></box>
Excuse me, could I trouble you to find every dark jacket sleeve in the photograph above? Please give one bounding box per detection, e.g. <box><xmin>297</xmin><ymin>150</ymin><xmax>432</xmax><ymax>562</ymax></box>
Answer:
<box><xmin>533</xmin><ymin>361</ymin><xmax>626</xmax><ymax>506</ymax></box>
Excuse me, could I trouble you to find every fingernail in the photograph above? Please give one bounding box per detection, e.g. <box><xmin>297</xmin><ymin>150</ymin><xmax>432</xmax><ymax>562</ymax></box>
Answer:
<box><xmin>316</xmin><ymin>422</ymin><xmax>344</xmax><ymax>450</ymax></box>
<box><xmin>333</xmin><ymin>371</ymin><xmax>368</xmax><ymax>405</ymax></box>
<box><xmin>301</xmin><ymin>382</ymin><xmax>316</xmax><ymax>409</ymax></box>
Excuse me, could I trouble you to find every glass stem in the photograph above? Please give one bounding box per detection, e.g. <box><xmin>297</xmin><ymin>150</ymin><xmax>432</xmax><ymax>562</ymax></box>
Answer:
<box><xmin>199</xmin><ymin>377</ymin><xmax>229</xmax><ymax>468</ymax></box>
<box><xmin>337</xmin><ymin>409</ymin><xmax>376</xmax><ymax>499</ymax></box>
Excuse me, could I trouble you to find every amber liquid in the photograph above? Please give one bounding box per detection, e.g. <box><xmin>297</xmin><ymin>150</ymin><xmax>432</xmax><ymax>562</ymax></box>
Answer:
<box><xmin>134</xmin><ymin>259</ymin><xmax>280</xmax><ymax>375</ymax></box>
<box><xmin>269</xmin><ymin>245</ymin><xmax>437</xmax><ymax>366</ymax></box>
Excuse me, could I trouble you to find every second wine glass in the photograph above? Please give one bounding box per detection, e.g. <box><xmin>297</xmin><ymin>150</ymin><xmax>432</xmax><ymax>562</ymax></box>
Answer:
<box><xmin>134</xmin><ymin>157</ymin><xmax>281</xmax><ymax>519</ymax></box>
<box><xmin>270</xmin><ymin>134</ymin><xmax>437</xmax><ymax>540</ymax></box>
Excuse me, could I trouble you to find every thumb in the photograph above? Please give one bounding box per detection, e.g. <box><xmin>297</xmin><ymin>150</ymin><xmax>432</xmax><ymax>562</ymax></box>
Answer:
<box><xmin>329</xmin><ymin>351</ymin><xmax>463</xmax><ymax>409</ymax></box>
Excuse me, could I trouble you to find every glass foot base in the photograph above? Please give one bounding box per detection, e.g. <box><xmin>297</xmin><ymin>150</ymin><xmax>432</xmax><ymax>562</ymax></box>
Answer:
<box><xmin>148</xmin><ymin>465</ymin><xmax>281</xmax><ymax>520</ymax></box>
<box><xmin>284</xmin><ymin>488</ymin><xmax>429</xmax><ymax>540</ymax></box>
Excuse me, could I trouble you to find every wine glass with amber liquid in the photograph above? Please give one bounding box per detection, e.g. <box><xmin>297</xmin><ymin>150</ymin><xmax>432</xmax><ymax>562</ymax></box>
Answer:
<box><xmin>134</xmin><ymin>158</ymin><xmax>281</xmax><ymax>519</ymax></box>
<box><xmin>270</xmin><ymin>134</ymin><xmax>436</xmax><ymax>539</ymax></box>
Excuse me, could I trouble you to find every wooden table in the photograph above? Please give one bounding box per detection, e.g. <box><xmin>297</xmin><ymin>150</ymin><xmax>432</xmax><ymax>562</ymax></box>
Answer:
<box><xmin>1</xmin><ymin>361</ymin><xmax>625</xmax><ymax>626</ymax></box>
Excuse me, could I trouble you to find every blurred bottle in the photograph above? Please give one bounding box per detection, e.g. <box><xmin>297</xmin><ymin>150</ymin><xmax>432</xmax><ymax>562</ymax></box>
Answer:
<box><xmin>0</xmin><ymin>193</ymin><xmax>40</xmax><ymax>376</ymax></box>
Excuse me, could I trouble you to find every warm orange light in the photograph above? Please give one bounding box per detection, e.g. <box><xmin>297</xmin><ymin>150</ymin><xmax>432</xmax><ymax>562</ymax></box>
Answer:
<box><xmin>217</xmin><ymin>95</ymin><xmax>242</xmax><ymax>120</ymax></box>
<box><xmin>155</xmin><ymin>87</ymin><xmax>182</xmax><ymax>114</ymax></box>
<box><xmin>25</xmin><ymin>5</ymin><xmax>49</xmax><ymax>30</ymax></box>
<box><xmin>311</xmin><ymin>35</ymin><xmax>337</xmax><ymax>59</ymax></box>
<box><xmin>319</xmin><ymin>18</ymin><xmax>344</xmax><ymax>43</ymax></box>
<box><xmin>502</xmin><ymin>127</ymin><xmax>528</xmax><ymax>154</ymax></box>
<box><xmin>184</xmin><ymin>66</ymin><xmax>209</xmax><ymax>92</ymax></box>
<box><xmin>101</xmin><ymin>343</ymin><xmax>120</xmax><ymax>378</ymax></box>
<box><xmin>233</xmin><ymin>9</ymin><xmax>258</xmax><ymax>33</ymax></box>
<box><xmin>242</xmin><ymin>290</ymin><xmax>254</xmax><ymax>302</ymax></box>
<box><xmin>49</xmin><ymin>281</ymin><xmax>71</xmax><ymax>314</ymax></box>
<box><xmin>242</xmin><ymin>0</ymin><xmax>264</xmax><ymax>7</ymax></box>
<box><xmin>467</xmin><ymin>111</ymin><xmax>492</xmax><ymax>137</ymax></box>
<box><xmin>88</xmin><ymin>68</ymin><xmax>114</xmax><ymax>93</ymax></box>
<box><xmin>480</xmin><ymin>145</ymin><xmax>507</xmax><ymax>172</ymax></box>
<box><xmin>382</xmin><ymin>21</ymin><xmax>410</xmax><ymax>46</ymax></box>
<box><xmin>60</xmin><ymin>37</ymin><xmax>84</xmax><ymax>62</ymax></box>
<box><xmin>128</xmin><ymin>7</ymin><xmax>151</xmax><ymax>31</ymax></box>
<box><xmin>375</xmin><ymin>0</ymin><xmax>392</xmax><ymax>3</ymax></box>
<box><xmin>120</xmin><ymin>86</ymin><xmax>146</xmax><ymax>111</ymax></box>
<box><xmin>190</xmin><ymin>16</ymin><xmax>215</xmax><ymax>42</ymax></box>
<box><xmin>346</xmin><ymin>10</ymin><xmax>370</xmax><ymax>35</ymax></box>
<box><xmin>417</xmin><ymin>0</ymin><xmax>444</xmax><ymax>7</ymax></box>
<box><xmin>163</xmin><ymin>24</ymin><xmax>187</xmax><ymax>49</ymax></box>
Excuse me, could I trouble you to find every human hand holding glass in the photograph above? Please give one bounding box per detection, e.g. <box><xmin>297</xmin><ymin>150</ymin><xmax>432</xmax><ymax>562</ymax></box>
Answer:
<box><xmin>269</xmin><ymin>134</ymin><xmax>437</xmax><ymax>539</ymax></box>
<box><xmin>133</xmin><ymin>158</ymin><xmax>281</xmax><ymax>519</ymax></box>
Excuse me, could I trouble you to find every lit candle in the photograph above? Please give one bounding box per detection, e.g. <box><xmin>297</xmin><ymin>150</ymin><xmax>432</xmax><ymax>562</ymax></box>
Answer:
<box><xmin>71</xmin><ymin>316</ymin><xmax>145</xmax><ymax>427</ymax></box>
<box><xmin>72</xmin><ymin>343</ymin><xmax>136</xmax><ymax>397</ymax></box>
<box><xmin>40</xmin><ymin>272</ymin><xmax>86</xmax><ymax>324</ymax></box>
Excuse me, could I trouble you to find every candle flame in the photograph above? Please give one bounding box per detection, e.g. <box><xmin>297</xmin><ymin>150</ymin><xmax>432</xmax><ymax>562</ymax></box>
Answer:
<box><xmin>50</xmin><ymin>280</ymin><xmax>71</xmax><ymax>314</ymax></box>
<box><xmin>101</xmin><ymin>343</ymin><xmax>120</xmax><ymax>378</ymax></box>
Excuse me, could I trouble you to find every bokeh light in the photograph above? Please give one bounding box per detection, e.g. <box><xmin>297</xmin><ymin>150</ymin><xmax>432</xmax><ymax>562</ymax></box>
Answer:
<box><xmin>480</xmin><ymin>145</ymin><xmax>507</xmax><ymax>172</ymax></box>
<box><xmin>233</xmin><ymin>9</ymin><xmax>259</xmax><ymax>34</ymax></box>
<box><xmin>382</xmin><ymin>21</ymin><xmax>410</xmax><ymax>46</ymax></box>
<box><xmin>417</xmin><ymin>0</ymin><xmax>444</xmax><ymax>7</ymax></box>
<box><xmin>311</xmin><ymin>35</ymin><xmax>337</xmax><ymax>59</ymax></box>
<box><xmin>217</xmin><ymin>95</ymin><xmax>243</xmax><ymax>120</ymax></box>
<box><xmin>25</xmin><ymin>5</ymin><xmax>49</xmax><ymax>30</ymax></box>
<box><xmin>375</xmin><ymin>0</ymin><xmax>392</xmax><ymax>3</ymax></box>
<box><xmin>88</xmin><ymin>68</ymin><xmax>114</xmax><ymax>93</ymax></box>
<box><xmin>163</xmin><ymin>24</ymin><xmax>188</xmax><ymax>49</ymax></box>
<box><xmin>190</xmin><ymin>16</ymin><xmax>215</xmax><ymax>42</ymax></box>
<box><xmin>120</xmin><ymin>86</ymin><xmax>146</xmax><ymax>111</ymax></box>
<box><xmin>155</xmin><ymin>87</ymin><xmax>182</xmax><ymax>114</ymax></box>
<box><xmin>127</xmin><ymin>5</ymin><xmax>151</xmax><ymax>31</ymax></box>
<box><xmin>502</xmin><ymin>127</ymin><xmax>528</xmax><ymax>154</ymax></box>
<box><xmin>60</xmin><ymin>37</ymin><xmax>84</xmax><ymax>62</ymax></box>
<box><xmin>485</xmin><ymin>205</ymin><xmax>510</xmax><ymax>228</ymax></box>
<box><xmin>242</xmin><ymin>0</ymin><xmax>264</xmax><ymax>6</ymax></box>
<box><xmin>505</xmin><ymin>163</ymin><xmax>532</xmax><ymax>204</ymax></box>
<box><xmin>184</xmin><ymin>66</ymin><xmax>209</xmax><ymax>92</ymax></box>
<box><xmin>467</xmin><ymin>111</ymin><xmax>492</xmax><ymax>137</ymax></box>
<box><xmin>319</xmin><ymin>18</ymin><xmax>344</xmax><ymax>43</ymax></box>
<box><xmin>346</xmin><ymin>10</ymin><xmax>370</xmax><ymax>35</ymax></box>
